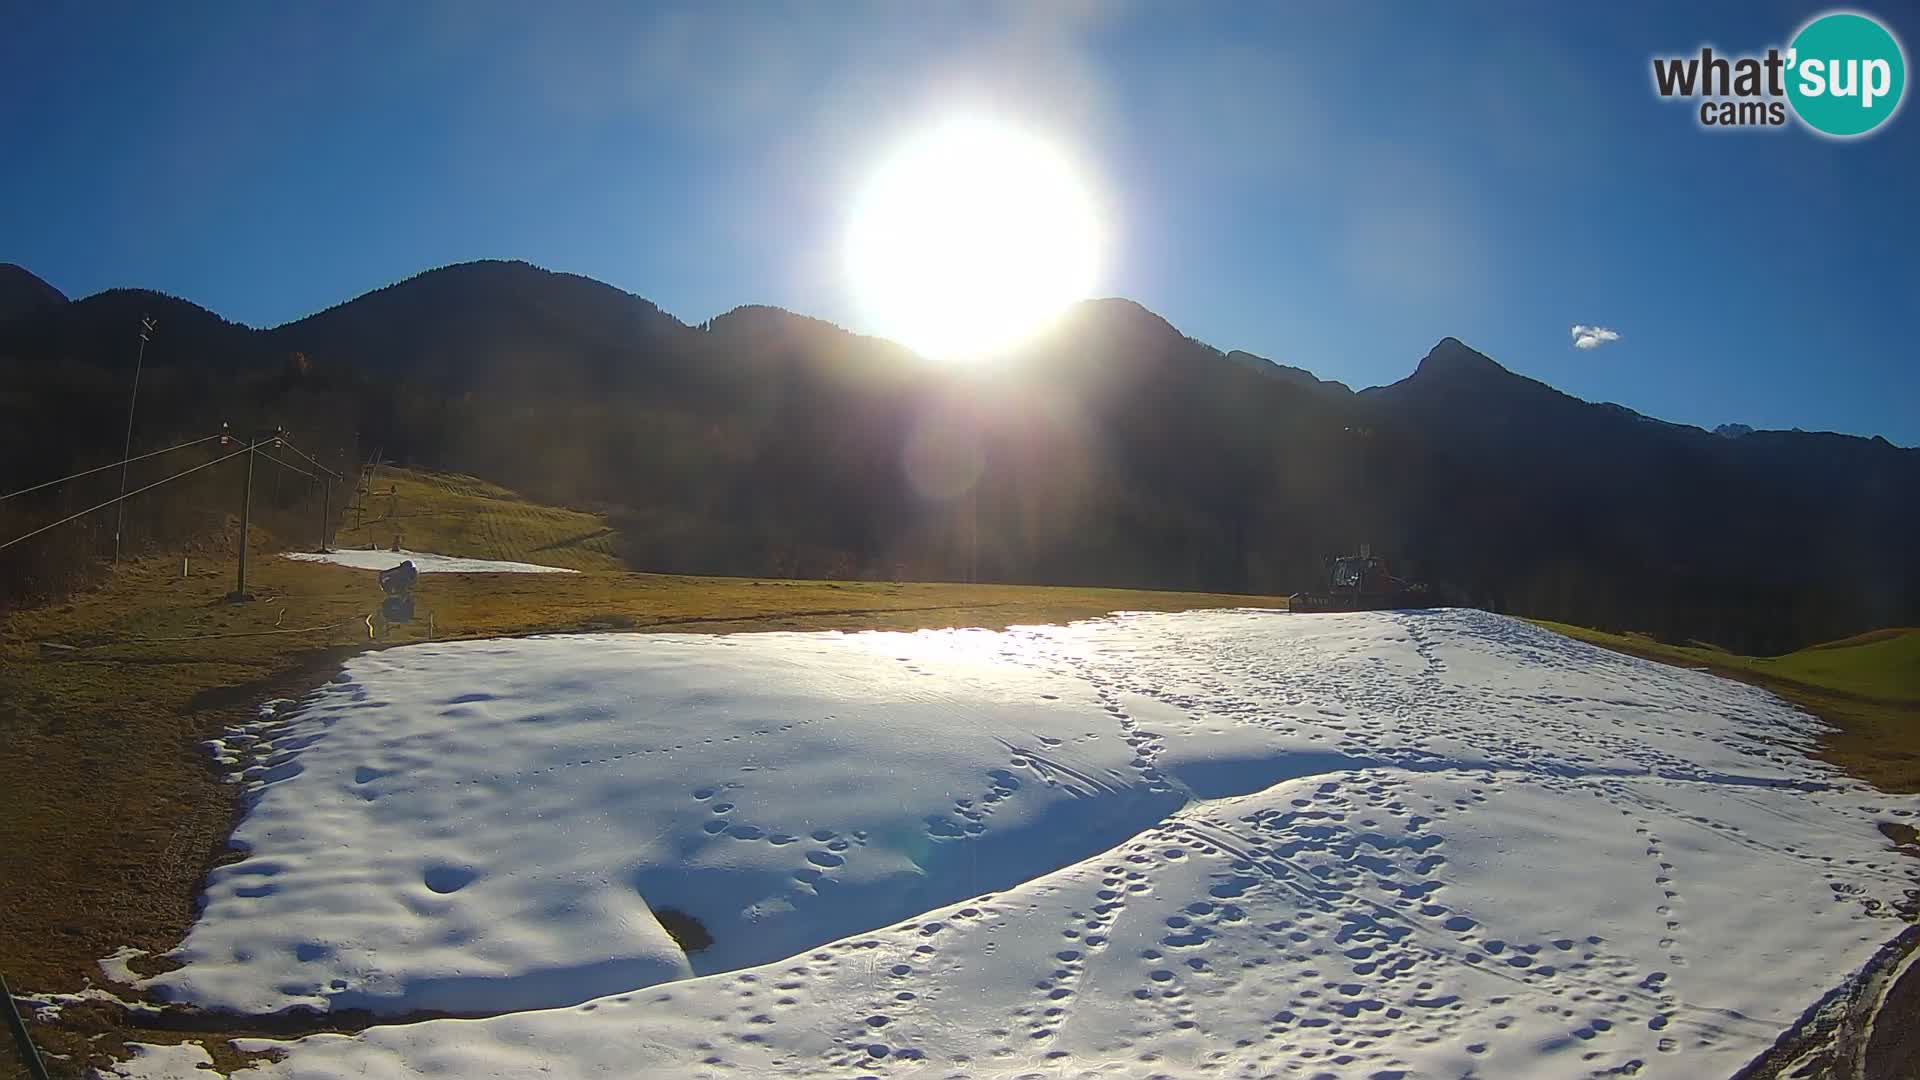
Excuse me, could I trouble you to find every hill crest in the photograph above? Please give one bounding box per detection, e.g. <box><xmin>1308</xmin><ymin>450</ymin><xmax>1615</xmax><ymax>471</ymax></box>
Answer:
<box><xmin>0</xmin><ymin>262</ymin><xmax>68</xmax><ymax>322</ymax></box>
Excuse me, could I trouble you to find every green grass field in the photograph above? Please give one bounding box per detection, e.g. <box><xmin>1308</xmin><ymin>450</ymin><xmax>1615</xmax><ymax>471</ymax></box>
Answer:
<box><xmin>1530</xmin><ymin>621</ymin><xmax>1919</xmax><ymax>705</ymax></box>
<box><xmin>1756</xmin><ymin>628</ymin><xmax>1920</xmax><ymax>703</ymax></box>
<box><xmin>1531</xmin><ymin>619</ymin><xmax>1920</xmax><ymax>792</ymax></box>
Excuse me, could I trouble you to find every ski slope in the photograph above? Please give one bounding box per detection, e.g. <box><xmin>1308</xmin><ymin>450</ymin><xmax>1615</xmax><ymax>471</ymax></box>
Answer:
<box><xmin>281</xmin><ymin>548</ymin><xmax>578</xmax><ymax>573</ymax></box>
<box><xmin>142</xmin><ymin>609</ymin><xmax>1915</xmax><ymax>1078</ymax></box>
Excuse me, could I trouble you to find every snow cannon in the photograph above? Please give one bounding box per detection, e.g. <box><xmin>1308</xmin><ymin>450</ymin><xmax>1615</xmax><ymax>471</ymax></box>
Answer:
<box><xmin>378</xmin><ymin>559</ymin><xmax>418</xmax><ymax>597</ymax></box>
<box><xmin>377</xmin><ymin>559</ymin><xmax>419</xmax><ymax>627</ymax></box>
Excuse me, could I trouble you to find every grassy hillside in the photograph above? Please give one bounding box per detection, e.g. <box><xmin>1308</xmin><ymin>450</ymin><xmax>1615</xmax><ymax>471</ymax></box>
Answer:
<box><xmin>1532</xmin><ymin>621</ymin><xmax>1918</xmax><ymax>704</ymax></box>
<box><xmin>1758</xmin><ymin>627</ymin><xmax>1920</xmax><ymax>702</ymax></box>
<box><xmin>331</xmin><ymin>465</ymin><xmax>623</xmax><ymax>572</ymax></box>
<box><xmin>0</xmin><ymin>471</ymin><xmax>1291</xmax><ymax>1076</ymax></box>
<box><xmin>1533</xmin><ymin>620</ymin><xmax>1920</xmax><ymax>791</ymax></box>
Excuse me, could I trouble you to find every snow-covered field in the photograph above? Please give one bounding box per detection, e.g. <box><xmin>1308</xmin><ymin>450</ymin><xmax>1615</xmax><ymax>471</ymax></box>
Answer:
<box><xmin>142</xmin><ymin>609</ymin><xmax>1916</xmax><ymax>1078</ymax></box>
<box><xmin>281</xmin><ymin>548</ymin><xmax>578</xmax><ymax>573</ymax></box>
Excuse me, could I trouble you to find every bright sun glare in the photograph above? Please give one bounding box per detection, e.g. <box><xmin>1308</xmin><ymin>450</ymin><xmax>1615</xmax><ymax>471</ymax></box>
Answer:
<box><xmin>847</xmin><ymin>115</ymin><xmax>1103</xmax><ymax>362</ymax></box>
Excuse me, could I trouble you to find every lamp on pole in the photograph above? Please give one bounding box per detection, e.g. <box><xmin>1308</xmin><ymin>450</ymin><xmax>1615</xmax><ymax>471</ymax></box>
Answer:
<box><xmin>113</xmin><ymin>315</ymin><xmax>155</xmax><ymax>565</ymax></box>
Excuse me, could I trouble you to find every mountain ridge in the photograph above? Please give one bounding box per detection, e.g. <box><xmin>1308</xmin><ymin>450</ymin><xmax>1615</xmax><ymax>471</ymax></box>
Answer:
<box><xmin>8</xmin><ymin>257</ymin><xmax>1898</xmax><ymax>448</ymax></box>
<box><xmin>0</xmin><ymin>262</ymin><xmax>68</xmax><ymax>323</ymax></box>
<box><xmin>1</xmin><ymin>257</ymin><xmax>1911</xmax><ymax>653</ymax></box>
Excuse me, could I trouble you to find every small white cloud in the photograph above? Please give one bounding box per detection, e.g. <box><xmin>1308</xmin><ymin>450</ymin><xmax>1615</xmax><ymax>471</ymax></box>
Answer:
<box><xmin>1571</xmin><ymin>324</ymin><xmax>1621</xmax><ymax>350</ymax></box>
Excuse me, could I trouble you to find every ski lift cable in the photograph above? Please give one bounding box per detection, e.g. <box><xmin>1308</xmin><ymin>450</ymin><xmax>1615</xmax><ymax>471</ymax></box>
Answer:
<box><xmin>1</xmin><ymin>433</ymin><xmax>224</xmax><ymax>503</ymax></box>
<box><xmin>268</xmin><ymin>436</ymin><xmax>342</xmax><ymax>479</ymax></box>
<box><xmin>0</xmin><ymin>444</ymin><xmax>251</xmax><ymax>552</ymax></box>
<box><xmin>253</xmin><ymin>447</ymin><xmax>318</xmax><ymax>481</ymax></box>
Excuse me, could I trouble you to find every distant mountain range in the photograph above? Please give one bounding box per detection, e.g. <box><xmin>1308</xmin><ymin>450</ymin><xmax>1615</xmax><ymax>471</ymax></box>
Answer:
<box><xmin>0</xmin><ymin>263</ymin><xmax>67</xmax><ymax>322</ymax></box>
<box><xmin>3</xmin><ymin>259</ymin><xmax>1913</xmax><ymax>652</ymax></box>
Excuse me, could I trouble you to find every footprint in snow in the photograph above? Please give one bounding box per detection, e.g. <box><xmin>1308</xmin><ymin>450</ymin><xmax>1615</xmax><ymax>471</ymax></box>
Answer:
<box><xmin>423</xmin><ymin>865</ymin><xmax>478</xmax><ymax>894</ymax></box>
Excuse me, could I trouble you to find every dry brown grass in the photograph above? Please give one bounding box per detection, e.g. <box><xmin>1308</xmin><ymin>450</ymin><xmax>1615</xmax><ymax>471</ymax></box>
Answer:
<box><xmin>329</xmin><ymin>465</ymin><xmax>622</xmax><ymax>572</ymax></box>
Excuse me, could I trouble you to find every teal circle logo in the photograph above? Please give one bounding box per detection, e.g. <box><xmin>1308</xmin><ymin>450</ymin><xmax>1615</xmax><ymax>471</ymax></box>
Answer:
<box><xmin>1787</xmin><ymin>12</ymin><xmax>1906</xmax><ymax>137</ymax></box>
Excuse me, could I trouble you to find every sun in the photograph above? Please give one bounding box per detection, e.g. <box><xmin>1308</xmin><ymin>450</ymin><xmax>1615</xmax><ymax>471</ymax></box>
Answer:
<box><xmin>846</xmin><ymin>115</ymin><xmax>1103</xmax><ymax>362</ymax></box>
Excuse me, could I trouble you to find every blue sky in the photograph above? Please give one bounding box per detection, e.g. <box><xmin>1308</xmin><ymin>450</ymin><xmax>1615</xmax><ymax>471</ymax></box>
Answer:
<box><xmin>4</xmin><ymin>2</ymin><xmax>1916</xmax><ymax>443</ymax></box>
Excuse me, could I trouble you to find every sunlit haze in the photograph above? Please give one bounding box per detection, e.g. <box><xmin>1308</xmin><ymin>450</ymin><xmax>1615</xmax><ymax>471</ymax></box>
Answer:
<box><xmin>5</xmin><ymin>6</ymin><xmax>1917</xmax><ymax>438</ymax></box>
<box><xmin>3</xmin><ymin>7</ymin><xmax>1919</xmax><ymax>1079</ymax></box>
<box><xmin>846</xmin><ymin>114</ymin><xmax>1103</xmax><ymax>361</ymax></box>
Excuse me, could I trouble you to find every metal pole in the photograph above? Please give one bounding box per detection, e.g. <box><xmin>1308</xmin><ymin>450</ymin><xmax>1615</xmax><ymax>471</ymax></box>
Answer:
<box><xmin>969</xmin><ymin>487</ymin><xmax>978</xmax><ymax>584</ymax></box>
<box><xmin>320</xmin><ymin>477</ymin><xmax>332</xmax><ymax>552</ymax></box>
<box><xmin>235</xmin><ymin>439</ymin><xmax>256</xmax><ymax>600</ymax></box>
<box><xmin>112</xmin><ymin>315</ymin><xmax>155</xmax><ymax>565</ymax></box>
<box><xmin>1</xmin><ymin>973</ymin><xmax>53</xmax><ymax>1080</ymax></box>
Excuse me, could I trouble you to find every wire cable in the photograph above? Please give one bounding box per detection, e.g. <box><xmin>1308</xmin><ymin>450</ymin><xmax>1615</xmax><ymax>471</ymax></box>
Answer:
<box><xmin>0</xmin><ymin>444</ymin><xmax>249</xmax><ymax>552</ymax></box>
<box><xmin>0</xmin><ymin>433</ymin><xmax>222</xmax><ymax>503</ymax></box>
<box><xmin>254</xmin><ymin>448</ymin><xmax>318</xmax><ymax>481</ymax></box>
<box><xmin>270</xmin><ymin>437</ymin><xmax>342</xmax><ymax>479</ymax></box>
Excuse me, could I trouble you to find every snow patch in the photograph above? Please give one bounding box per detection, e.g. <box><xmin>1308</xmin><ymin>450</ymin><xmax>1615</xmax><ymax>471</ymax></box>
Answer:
<box><xmin>98</xmin><ymin>945</ymin><xmax>146</xmax><ymax>985</ymax></box>
<box><xmin>282</xmin><ymin>548</ymin><xmax>577</xmax><ymax>574</ymax></box>
<box><xmin>96</xmin><ymin>1042</ymin><xmax>215</xmax><ymax>1078</ymax></box>
<box><xmin>149</xmin><ymin>630</ymin><xmax>1178</xmax><ymax>1016</ymax></box>
<box><xmin>19</xmin><ymin>985</ymin><xmax>139</xmax><ymax>1026</ymax></box>
<box><xmin>145</xmin><ymin>609</ymin><xmax>1917</xmax><ymax>1078</ymax></box>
